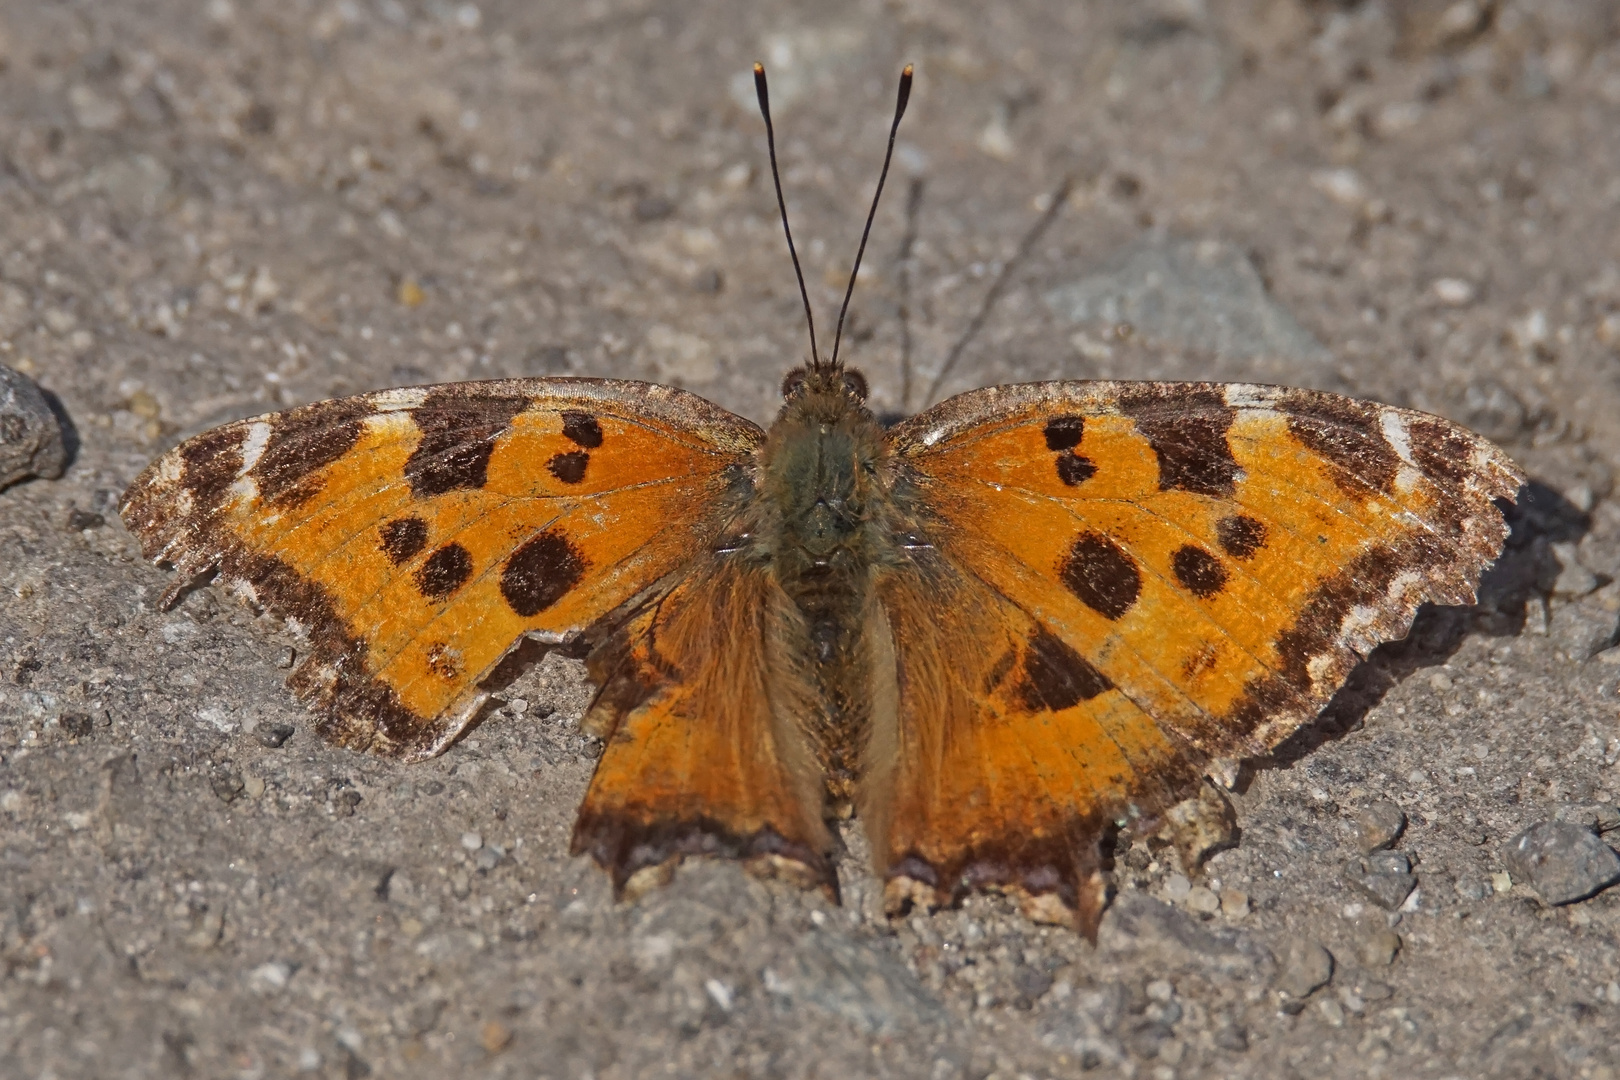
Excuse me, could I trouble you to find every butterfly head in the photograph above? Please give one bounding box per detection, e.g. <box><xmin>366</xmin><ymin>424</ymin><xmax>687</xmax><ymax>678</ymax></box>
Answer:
<box><xmin>781</xmin><ymin>364</ymin><xmax>868</xmax><ymax>406</ymax></box>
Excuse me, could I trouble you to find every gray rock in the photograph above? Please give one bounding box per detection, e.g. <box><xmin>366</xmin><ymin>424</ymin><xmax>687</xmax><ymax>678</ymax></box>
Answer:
<box><xmin>0</xmin><ymin>365</ymin><xmax>68</xmax><ymax>490</ymax></box>
<box><xmin>1550</xmin><ymin>542</ymin><xmax>1600</xmax><ymax>599</ymax></box>
<box><xmin>773</xmin><ymin>930</ymin><xmax>949</xmax><ymax>1036</ymax></box>
<box><xmin>1355</xmin><ymin>801</ymin><xmax>1407</xmax><ymax>853</ymax></box>
<box><xmin>1100</xmin><ymin>891</ymin><xmax>1273</xmax><ymax>978</ymax></box>
<box><xmin>1553</xmin><ymin>803</ymin><xmax>1620</xmax><ymax>834</ymax></box>
<box><xmin>1502</xmin><ymin>822</ymin><xmax>1620</xmax><ymax>905</ymax></box>
<box><xmin>1274</xmin><ymin>938</ymin><xmax>1334</xmax><ymax>1000</ymax></box>
<box><xmin>1344</xmin><ymin>856</ymin><xmax>1418</xmax><ymax>910</ymax></box>
<box><xmin>1044</xmin><ymin>237</ymin><xmax>1332</xmax><ymax>363</ymax></box>
<box><xmin>1549</xmin><ymin>584</ymin><xmax>1620</xmax><ymax>662</ymax></box>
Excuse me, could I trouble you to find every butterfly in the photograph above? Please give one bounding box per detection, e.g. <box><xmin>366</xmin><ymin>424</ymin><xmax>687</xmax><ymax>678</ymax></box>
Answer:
<box><xmin>120</xmin><ymin>64</ymin><xmax>1522</xmax><ymax>939</ymax></box>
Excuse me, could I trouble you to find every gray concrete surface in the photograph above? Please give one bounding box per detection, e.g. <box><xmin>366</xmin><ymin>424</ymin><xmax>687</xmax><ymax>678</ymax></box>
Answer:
<box><xmin>4</xmin><ymin>1</ymin><xmax>1620</xmax><ymax>1076</ymax></box>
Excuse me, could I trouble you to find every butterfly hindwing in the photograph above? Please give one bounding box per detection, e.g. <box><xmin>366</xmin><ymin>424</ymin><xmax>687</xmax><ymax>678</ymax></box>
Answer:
<box><xmin>121</xmin><ymin>378</ymin><xmax>762</xmax><ymax>759</ymax></box>
<box><xmin>571</xmin><ymin>552</ymin><xmax>835</xmax><ymax>895</ymax></box>
<box><xmin>873</xmin><ymin>381</ymin><xmax>1522</xmax><ymax>931</ymax></box>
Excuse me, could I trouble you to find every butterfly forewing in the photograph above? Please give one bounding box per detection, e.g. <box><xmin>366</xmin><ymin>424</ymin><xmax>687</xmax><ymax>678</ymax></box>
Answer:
<box><xmin>873</xmin><ymin>380</ymin><xmax>1522</xmax><ymax>932</ymax></box>
<box><xmin>121</xmin><ymin>378</ymin><xmax>762</xmax><ymax>759</ymax></box>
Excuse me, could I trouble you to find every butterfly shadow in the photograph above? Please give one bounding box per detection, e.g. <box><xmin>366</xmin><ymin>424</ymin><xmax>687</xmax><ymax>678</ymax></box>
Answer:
<box><xmin>1240</xmin><ymin>478</ymin><xmax>1590</xmax><ymax>783</ymax></box>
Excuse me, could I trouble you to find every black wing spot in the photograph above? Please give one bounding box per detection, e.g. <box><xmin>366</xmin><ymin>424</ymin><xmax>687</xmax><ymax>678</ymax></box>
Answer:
<box><xmin>253</xmin><ymin>400</ymin><xmax>371</xmax><ymax>507</ymax></box>
<box><xmin>379</xmin><ymin>516</ymin><xmax>429</xmax><ymax>565</ymax></box>
<box><xmin>1216</xmin><ymin>515</ymin><xmax>1267</xmax><ymax>560</ymax></box>
<box><xmin>1171</xmin><ymin>544</ymin><xmax>1228</xmax><ymax>598</ymax></box>
<box><xmin>1282</xmin><ymin>393</ymin><xmax>1400</xmax><ymax>495</ymax></box>
<box><xmin>547</xmin><ymin>450</ymin><xmax>590</xmax><ymax>485</ymax></box>
<box><xmin>1043</xmin><ymin>415</ymin><xmax>1085</xmax><ymax>452</ymax></box>
<box><xmin>1119</xmin><ymin>388</ymin><xmax>1239</xmax><ymax>496</ymax></box>
<box><xmin>1016</xmin><ymin>627</ymin><xmax>1113</xmax><ymax>712</ymax></box>
<box><xmin>561</xmin><ymin>411</ymin><xmax>604</xmax><ymax>448</ymax></box>
<box><xmin>416</xmin><ymin>542</ymin><xmax>474</xmax><ymax>600</ymax></box>
<box><xmin>1056</xmin><ymin>453</ymin><xmax>1097</xmax><ymax>486</ymax></box>
<box><xmin>501</xmin><ymin>530</ymin><xmax>588</xmax><ymax>617</ymax></box>
<box><xmin>404</xmin><ymin>391</ymin><xmax>529</xmax><ymax>497</ymax></box>
<box><xmin>1059</xmin><ymin>533</ymin><xmax>1142</xmax><ymax>620</ymax></box>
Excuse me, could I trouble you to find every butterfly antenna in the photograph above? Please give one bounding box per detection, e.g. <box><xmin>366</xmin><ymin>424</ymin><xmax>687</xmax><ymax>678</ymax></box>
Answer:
<box><xmin>753</xmin><ymin>62</ymin><xmax>821</xmax><ymax>369</ymax></box>
<box><xmin>829</xmin><ymin>64</ymin><xmax>913</xmax><ymax>370</ymax></box>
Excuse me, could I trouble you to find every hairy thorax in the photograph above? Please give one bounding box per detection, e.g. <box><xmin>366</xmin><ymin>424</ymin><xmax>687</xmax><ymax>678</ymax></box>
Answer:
<box><xmin>756</xmin><ymin>370</ymin><xmax>894</xmax><ymax>806</ymax></box>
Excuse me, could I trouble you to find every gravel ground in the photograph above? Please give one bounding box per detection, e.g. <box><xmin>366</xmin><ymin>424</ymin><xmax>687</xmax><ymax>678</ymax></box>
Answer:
<box><xmin>4</xmin><ymin>1</ymin><xmax>1620</xmax><ymax>1077</ymax></box>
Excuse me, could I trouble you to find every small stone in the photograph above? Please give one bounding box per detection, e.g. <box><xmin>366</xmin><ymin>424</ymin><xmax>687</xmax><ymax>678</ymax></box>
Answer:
<box><xmin>1155</xmin><ymin>782</ymin><xmax>1240</xmax><ymax>870</ymax></box>
<box><xmin>1125</xmin><ymin>1020</ymin><xmax>1174</xmax><ymax>1060</ymax></box>
<box><xmin>634</xmin><ymin>194</ymin><xmax>675</xmax><ymax>221</ymax></box>
<box><xmin>474</xmin><ymin>845</ymin><xmax>504</xmax><ymax>872</ymax></box>
<box><xmin>0</xmin><ymin>365</ymin><xmax>68</xmax><ymax>491</ymax></box>
<box><xmin>243</xmin><ymin>774</ymin><xmax>266</xmax><ymax>799</ymax></box>
<box><xmin>274</xmin><ymin>647</ymin><xmax>296</xmax><ymax>669</ymax></box>
<box><xmin>461</xmin><ymin>831</ymin><xmax>483</xmax><ymax>851</ymax></box>
<box><xmin>1502</xmin><ymin>821</ymin><xmax>1620</xmax><ymax>905</ymax></box>
<box><xmin>1162</xmin><ymin>873</ymin><xmax>1192</xmax><ymax>902</ymax></box>
<box><xmin>69</xmin><ymin>84</ymin><xmax>125</xmax><ymax>130</ymax></box>
<box><xmin>1367</xmin><ymin>851</ymin><xmax>1411</xmax><ymax>875</ymax></box>
<box><xmin>211</xmin><ymin>768</ymin><xmax>245</xmax><ymax>804</ymax></box>
<box><xmin>1186</xmin><ymin>886</ymin><xmax>1221</xmax><ymax>915</ymax></box>
<box><xmin>1550</xmin><ymin>542</ymin><xmax>1600</xmax><ymax>599</ymax></box>
<box><xmin>66</xmin><ymin>508</ymin><xmax>105</xmax><ymax>531</ymax></box>
<box><xmin>450</xmin><ymin>869</ymin><xmax>471</xmax><ymax>899</ymax></box>
<box><xmin>1011</xmin><ymin>965</ymin><xmax>1054</xmax><ymax>1002</ymax></box>
<box><xmin>1316</xmin><ymin>997</ymin><xmax>1346</xmax><ymax>1027</ymax></box>
<box><xmin>1431</xmin><ymin>278</ymin><xmax>1476</xmax><ymax>306</ymax></box>
<box><xmin>1550</xmin><ymin>584</ymin><xmax>1620</xmax><ymax>662</ymax></box>
<box><xmin>59</xmin><ymin>712</ymin><xmax>94</xmax><ymax>739</ymax></box>
<box><xmin>1355</xmin><ymin>801</ymin><xmax>1407</xmax><ymax>853</ymax></box>
<box><xmin>1554</xmin><ymin>803</ymin><xmax>1620</xmax><ymax>834</ymax></box>
<box><xmin>1219</xmin><ymin>889</ymin><xmax>1250</xmax><ymax>918</ymax></box>
<box><xmin>479</xmin><ymin>1020</ymin><xmax>513</xmax><ymax>1053</ymax></box>
<box><xmin>691</xmin><ymin>268</ymin><xmax>724</xmax><ymax>294</ymax></box>
<box><xmin>1310</xmin><ymin>168</ymin><xmax>1367</xmax><ymax>207</ymax></box>
<box><xmin>1357</xmin><ymin>929</ymin><xmax>1402</xmax><ymax>968</ymax></box>
<box><xmin>1344</xmin><ymin>856</ymin><xmax>1418</xmax><ymax>910</ymax></box>
<box><xmin>1274</xmin><ymin>938</ymin><xmax>1333</xmax><ymax>1000</ymax></box>
<box><xmin>256</xmin><ymin>722</ymin><xmax>295</xmax><ymax>748</ymax></box>
<box><xmin>1491</xmin><ymin>871</ymin><xmax>1514</xmax><ymax>895</ymax></box>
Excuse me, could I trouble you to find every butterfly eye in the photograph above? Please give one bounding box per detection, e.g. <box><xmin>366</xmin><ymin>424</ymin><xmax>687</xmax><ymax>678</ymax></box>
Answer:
<box><xmin>781</xmin><ymin>368</ymin><xmax>807</xmax><ymax>398</ymax></box>
<box><xmin>841</xmin><ymin>369</ymin><xmax>868</xmax><ymax>401</ymax></box>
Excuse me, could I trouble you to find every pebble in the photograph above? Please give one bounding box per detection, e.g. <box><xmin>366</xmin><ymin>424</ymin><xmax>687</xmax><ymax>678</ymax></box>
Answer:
<box><xmin>1274</xmin><ymin>938</ymin><xmax>1334</xmax><ymax>1001</ymax></box>
<box><xmin>1502</xmin><ymin>821</ymin><xmax>1620</xmax><ymax>905</ymax></box>
<box><xmin>1220</xmin><ymin>889</ymin><xmax>1250</xmax><ymax>918</ymax></box>
<box><xmin>1355</xmin><ymin>800</ymin><xmax>1407</xmax><ymax>853</ymax></box>
<box><xmin>474</xmin><ymin>845</ymin><xmax>504</xmax><ymax>872</ymax></box>
<box><xmin>256</xmin><ymin>722</ymin><xmax>295</xmax><ymax>748</ymax></box>
<box><xmin>461</xmin><ymin>831</ymin><xmax>483</xmax><ymax>851</ymax></box>
<box><xmin>1553</xmin><ymin>803</ymin><xmax>1620</xmax><ymax>834</ymax></box>
<box><xmin>1011</xmin><ymin>965</ymin><xmax>1054</xmax><ymax>1002</ymax></box>
<box><xmin>0</xmin><ymin>364</ymin><xmax>68</xmax><ymax>491</ymax></box>
<box><xmin>1344</xmin><ymin>855</ymin><xmax>1418</xmax><ymax>910</ymax></box>
<box><xmin>1357</xmin><ymin>929</ymin><xmax>1402</xmax><ymax>968</ymax></box>
<box><xmin>1431</xmin><ymin>278</ymin><xmax>1476</xmax><ymax>306</ymax></box>
<box><xmin>1549</xmin><ymin>583</ymin><xmax>1620</xmax><ymax>662</ymax></box>
<box><xmin>1186</xmin><ymin>886</ymin><xmax>1221</xmax><ymax>915</ymax></box>
<box><xmin>1163</xmin><ymin>873</ymin><xmax>1192</xmax><ymax>902</ymax></box>
<box><xmin>1550</xmin><ymin>542</ymin><xmax>1600</xmax><ymax>599</ymax></box>
<box><xmin>479</xmin><ymin>1020</ymin><xmax>513</xmax><ymax>1053</ymax></box>
<box><xmin>1043</xmin><ymin>237</ymin><xmax>1331</xmax><ymax>364</ymax></box>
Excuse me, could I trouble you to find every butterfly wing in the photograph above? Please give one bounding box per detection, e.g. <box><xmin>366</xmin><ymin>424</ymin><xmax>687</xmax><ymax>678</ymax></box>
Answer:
<box><xmin>871</xmin><ymin>381</ymin><xmax>1522</xmax><ymax>936</ymax></box>
<box><xmin>121</xmin><ymin>378</ymin><xmax>762</xmax><ymax>760</ymax></box>
<box><xmin>570</xmin><ymin>549</ymin><xmax>835</xmax><ymax>896</ymax></box>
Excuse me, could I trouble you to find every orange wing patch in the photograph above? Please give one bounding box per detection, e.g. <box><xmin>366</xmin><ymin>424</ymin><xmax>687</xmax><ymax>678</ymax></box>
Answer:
<box><xmin>571</xmin><ymin>553</ymin><xmax>834</xmax><ymax>896</ymax></box>
<box><xmin>121</xmin><ymin>379</ymin><xmax>760</xmax><ymax>759</ymax></box>
<box><xmin>880</xmin><ymin>381</ymin><xmax>1522</xmax><ymax>934</ymax></box>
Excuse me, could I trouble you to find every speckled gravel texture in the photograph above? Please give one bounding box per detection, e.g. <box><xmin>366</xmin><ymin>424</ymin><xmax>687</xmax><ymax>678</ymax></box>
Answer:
<box><xmin>4</xmin><ymin>2</ymin><xmax>1620</xmax><ymax>1078</ymax></box>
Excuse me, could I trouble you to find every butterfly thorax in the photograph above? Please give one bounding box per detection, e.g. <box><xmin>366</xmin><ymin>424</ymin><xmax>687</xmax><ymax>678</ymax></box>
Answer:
<box><xmin>757</xmin><ymin>365</ymin><xmax>890</xmax><ymax>804</ymax></box>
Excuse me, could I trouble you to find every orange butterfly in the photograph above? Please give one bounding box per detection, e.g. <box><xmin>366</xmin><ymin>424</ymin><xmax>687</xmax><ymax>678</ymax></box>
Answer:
<box><xmin>121</xmin><ymin>64</ymin><xmax>1522</xmax><ymax>939</ymax></box>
